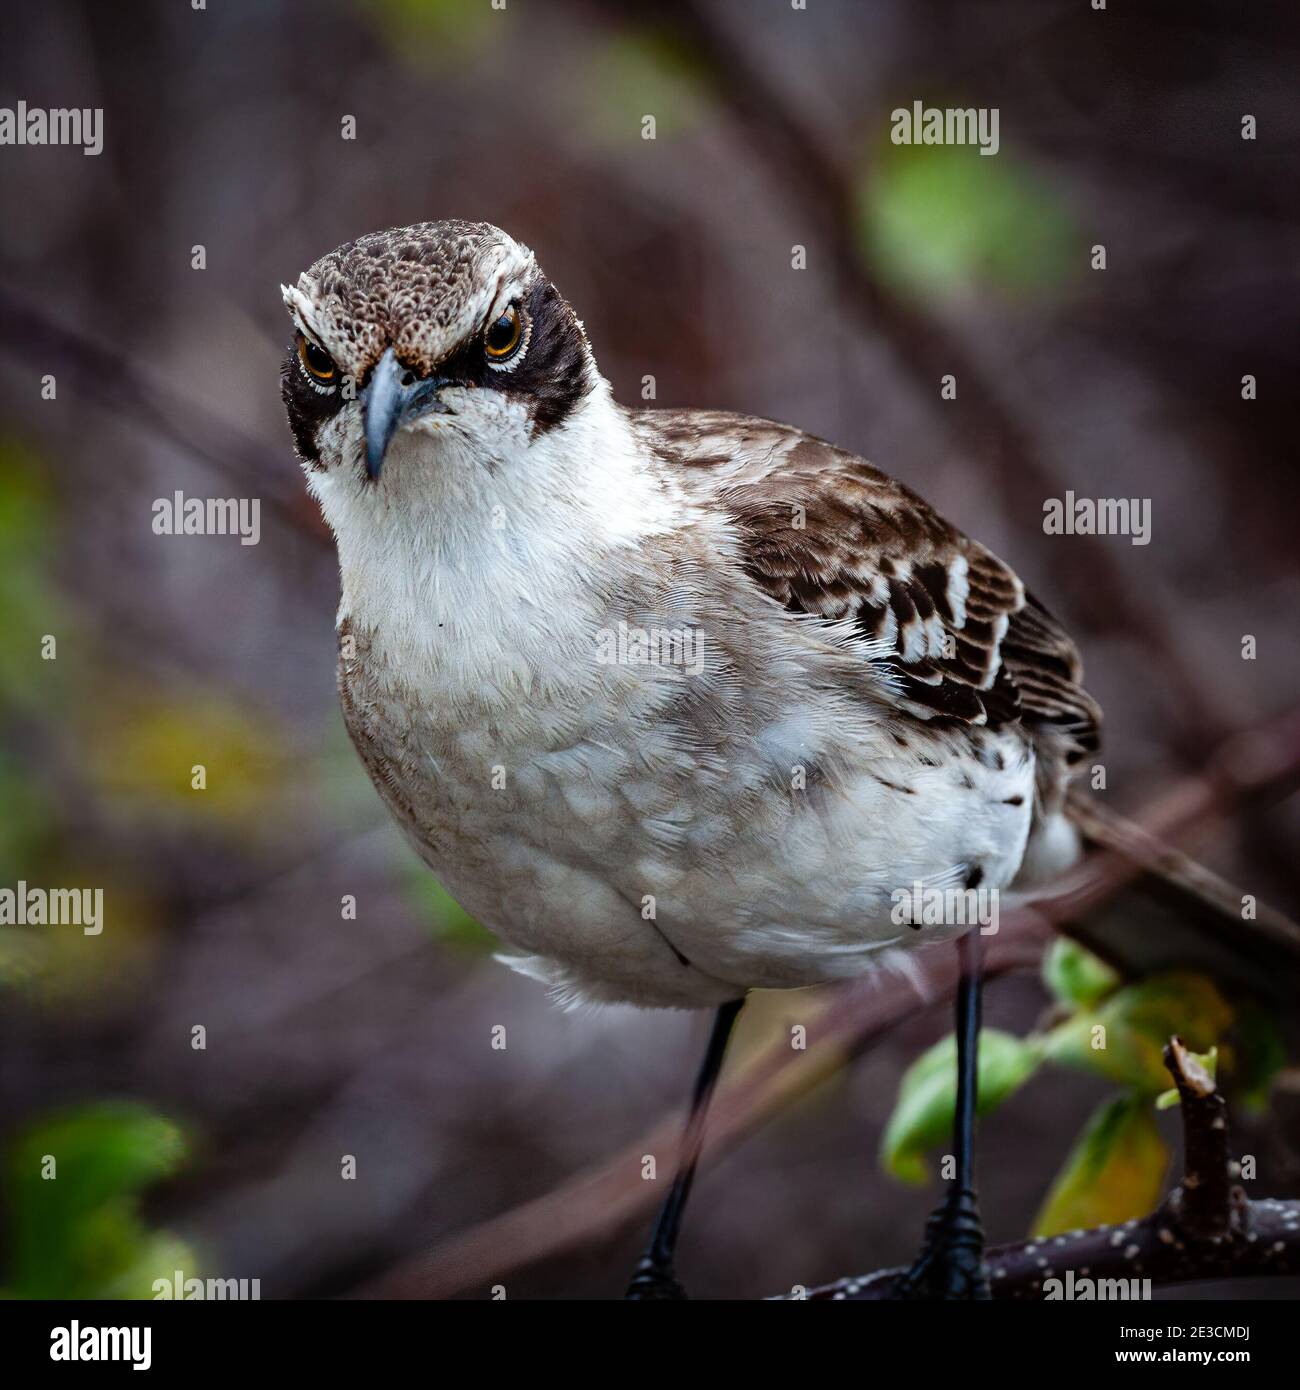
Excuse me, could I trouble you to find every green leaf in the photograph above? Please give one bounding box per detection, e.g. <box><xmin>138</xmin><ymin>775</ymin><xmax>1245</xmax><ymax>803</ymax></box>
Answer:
<box><xmin>3</xmin><ymin>1103</ymin><xmax>196</xmax><ymax>1299</ymax></box>
<box><xmin>1042</xmin><ymin>936</ymin><xmax>1121</xmax><ymax>1009</ymax></box>
<box><xmin>859</xmin><ymin>138</ymin><xmax>1076</xmax><ymax>302</ymax></box>
<box><xmin>1231</xmin><ymin>1003</ymin><xmax>1287</xmax><ymax>1113</ymax></box>
<box><xmin>1033</xmin><ymin>1093</ymin><xmax>1168</xmax><ymax>1238</ymax></box>
<box><xmin>1042</xmin><ymin>972</ymin><xmax>1233</xmax><ymax>1093</ymax></box>
<box><xmin>881</xmin><ymin>1029</ymin><xmax>1043</xmax><ymax>1184</ymax></box>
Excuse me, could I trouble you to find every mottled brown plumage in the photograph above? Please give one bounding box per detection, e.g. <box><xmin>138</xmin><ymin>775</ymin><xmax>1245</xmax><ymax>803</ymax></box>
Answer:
<box><xmin>635</xmin><ymin>408</ymin><xmax>1101</xmax><ymax>813</ymax></box>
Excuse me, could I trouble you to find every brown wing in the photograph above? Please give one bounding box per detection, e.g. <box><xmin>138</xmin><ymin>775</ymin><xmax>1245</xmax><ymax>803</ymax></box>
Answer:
<box><xmin>636</xmin><ymin>408</ymin><xmax>1100</xmax><ymax>762</ymax></box>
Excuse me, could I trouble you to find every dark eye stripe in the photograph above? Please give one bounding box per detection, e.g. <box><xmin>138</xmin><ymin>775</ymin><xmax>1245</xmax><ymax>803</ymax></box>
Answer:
<box><xmin>487</xmin><ymin>282</ymin><xmax>591</xmax><ymax>434</ymax></box>
<box><xmin>282</xmin><ymin>339</ymin><xmax>344</xmax><ymax>466</ymax></box>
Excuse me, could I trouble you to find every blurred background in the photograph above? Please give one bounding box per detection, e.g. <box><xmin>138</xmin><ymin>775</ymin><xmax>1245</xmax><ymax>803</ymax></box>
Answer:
<box><xmin>1</xmin><ymin>0</ymin><xmax>1298</xmax><ymax>1300</ymax></box>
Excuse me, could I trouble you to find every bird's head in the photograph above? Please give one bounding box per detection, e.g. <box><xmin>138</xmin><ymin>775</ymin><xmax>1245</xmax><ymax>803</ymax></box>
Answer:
<box><xmin>280</xmin><ymin>220</ymin><xmax>595</xmax><ymax>485</ymax></box>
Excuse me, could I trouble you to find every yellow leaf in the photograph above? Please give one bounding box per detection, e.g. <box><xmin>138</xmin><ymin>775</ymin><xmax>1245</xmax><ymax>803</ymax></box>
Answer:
<box><xmin>1042</xmin><ymin>972</ymin><xmax>1233</xmax><ymax>1092</ymax></box>
<box><xmin>82</xmin><ymin>685</ymin><xmax>291</xmax><ymax>832</ymax></box>
<box><xmin>1033</xmin><ymin>1093</ymin><xmax>1168</xmax><ymax>1238</ymax></box>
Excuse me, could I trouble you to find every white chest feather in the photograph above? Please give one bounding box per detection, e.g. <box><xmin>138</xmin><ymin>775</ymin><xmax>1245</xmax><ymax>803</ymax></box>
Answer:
<box><xmin>318</xmin><ymin>396</ymin><xmax>1036</xmax><ymax>1008</ymax></box>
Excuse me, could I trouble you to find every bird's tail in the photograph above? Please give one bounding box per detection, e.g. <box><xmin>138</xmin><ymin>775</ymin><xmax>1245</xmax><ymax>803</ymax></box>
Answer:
<box><xmin>1050</xmin><ymin>795</ymin><xmax>1300</xmax><ymax>1017</ymax></box>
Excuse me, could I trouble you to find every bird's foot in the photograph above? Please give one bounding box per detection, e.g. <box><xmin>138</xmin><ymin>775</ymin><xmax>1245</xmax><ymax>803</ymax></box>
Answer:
<box><xmin>891</xmin><ymin>1185</ymin><xmax>991</xmax><ymax>1300</ymax></box>
<box><xmin>625</xmin><ymin>1254</ymin><xmax>688</xmax><ymax>1300</ymax></box>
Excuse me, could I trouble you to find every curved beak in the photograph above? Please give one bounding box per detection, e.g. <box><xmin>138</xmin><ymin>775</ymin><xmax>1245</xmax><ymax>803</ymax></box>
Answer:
<box><xmin>361</xmin><ymin>347</ymin><xmax>451</xmax><ymax>480</ymax></box>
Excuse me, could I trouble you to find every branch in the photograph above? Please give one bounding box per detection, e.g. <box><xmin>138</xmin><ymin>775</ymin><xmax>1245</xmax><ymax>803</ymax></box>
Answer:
<box><xmin>0</xmin><ymin>285</ymin><xmax>328</xmax><ymax>549</ymax></box>
<box><xmin>798</xmin><ymin>1037</ymin><xmax>1300</xmax><ymax>1299</ymax></box>
<box><xmin>1165</xmin><ymin>1038</ymin><xmax>1232</xmax><ymax>1240</ymax></box>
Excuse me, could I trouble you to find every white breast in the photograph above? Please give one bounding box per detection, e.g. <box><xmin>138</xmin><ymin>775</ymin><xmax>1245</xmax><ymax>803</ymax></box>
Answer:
<box><xmin>322</xmin><ymin>395</ymin><xmax>1036</xmax><ymax>1009</ymax></box>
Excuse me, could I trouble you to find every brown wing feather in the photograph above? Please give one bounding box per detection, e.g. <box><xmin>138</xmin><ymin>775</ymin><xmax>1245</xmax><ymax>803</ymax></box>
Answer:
<box><xmin>636</xmin><ymin>408</ymin><xmax>1100</xmax><ymax>762</ymax></box>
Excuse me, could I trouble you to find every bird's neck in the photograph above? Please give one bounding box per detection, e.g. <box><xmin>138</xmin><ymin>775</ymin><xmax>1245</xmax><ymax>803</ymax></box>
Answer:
<box><xmin>320</xmin><ymin>383</ymin><xmax>679</xmax><ymax>685</ymax></box>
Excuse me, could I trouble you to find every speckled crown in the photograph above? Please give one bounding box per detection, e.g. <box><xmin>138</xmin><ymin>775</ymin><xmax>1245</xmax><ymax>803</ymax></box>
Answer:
<box><xmin>282</xmin><ymin>220</ymin><xmax>536</xmax><ymax>380</ymax></box>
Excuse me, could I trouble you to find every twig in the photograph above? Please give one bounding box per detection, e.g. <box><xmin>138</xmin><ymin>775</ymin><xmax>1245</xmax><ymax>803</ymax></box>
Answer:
<box><xmin>1164</xmin><ymin>1038</ymin><xmax>1232</xmax><ymax>1240</ymax></box>
<box><xmin>798</xmin><ymin>1036</ymin><xmax>1299</xmax><ymax>1299</ymax></box>
<box><xmin>0</xmin><ymin>285</ymin><xmax>326</xmax><ymax>547</ymax></box>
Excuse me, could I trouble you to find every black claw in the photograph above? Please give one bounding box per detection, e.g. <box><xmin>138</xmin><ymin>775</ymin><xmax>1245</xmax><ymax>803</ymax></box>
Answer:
<box><xmin>891</xmin><ymin>1187</ymin><xmax>991</xmax><ymax>1301</ymax></box>
<box><xmin>625</xmin><ymin>1255</ymin><xmax>688</xmax><ymax>1300</ymax></box>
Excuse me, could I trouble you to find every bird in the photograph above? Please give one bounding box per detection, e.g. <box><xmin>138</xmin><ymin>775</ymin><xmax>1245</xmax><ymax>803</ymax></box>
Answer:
<box><xmin>274</xmin><ymin>219</ymin><xmax>1263</xmax><ymax>1300</ymax></box>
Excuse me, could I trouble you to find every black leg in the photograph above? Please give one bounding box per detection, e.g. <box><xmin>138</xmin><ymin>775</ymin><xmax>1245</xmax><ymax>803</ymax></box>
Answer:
<box><xmin>625</xmin><ymin>996</ymin><xmax>745</xmax><ymax>1300</ymax></box>
<box><xmin>892</xmin><ymin>930</ymin><xmax>991</xmax><ymax>1300</ymax></box>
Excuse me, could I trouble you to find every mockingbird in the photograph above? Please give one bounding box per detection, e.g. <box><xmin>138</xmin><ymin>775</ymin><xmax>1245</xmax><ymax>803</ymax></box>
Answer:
<box><xmin>278</xmin><ymin>219</ymin><xmax>1150</xmax><ymax>1299</ymax></box>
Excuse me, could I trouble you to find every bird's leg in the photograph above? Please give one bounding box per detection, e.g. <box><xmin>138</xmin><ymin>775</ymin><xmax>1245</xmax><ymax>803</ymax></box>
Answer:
<box><xmin>625</xmin><ymin>996</ymin><xmax>745</xmax><ymax>1300</ymax></box>
<box><xmin>892</xmin><ymin>929</ymin><xmax>991</xmax><ymax>1300</ymax></box>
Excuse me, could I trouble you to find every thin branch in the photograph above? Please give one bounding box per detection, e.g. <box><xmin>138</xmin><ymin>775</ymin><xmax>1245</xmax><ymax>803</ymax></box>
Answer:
<box><xmin>799</xmin><ymin>1036</ymin><xmax>1299</xmax><ymax>1299</ymax></box>
<box><xmin>1165</xmin><ymin>1038</ymin><xmax>1233</xmax><ymax>1241</ymax></box>
<box><xmin>0</xmin><ymin>285</ymin><xmax>326</xmax><ymax>548</ymax></box>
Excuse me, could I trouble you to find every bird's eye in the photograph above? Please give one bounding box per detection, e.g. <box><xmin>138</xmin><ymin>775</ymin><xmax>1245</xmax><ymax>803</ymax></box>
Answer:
<box><xmin>483</xmin><ymin>304</ymin><xmax>523</xmax><ymax>362</ymax></box>
<box><xmin>298</xmin><ymin>335</ymin><xmax>338</xmax><ymax>383</ymax></box>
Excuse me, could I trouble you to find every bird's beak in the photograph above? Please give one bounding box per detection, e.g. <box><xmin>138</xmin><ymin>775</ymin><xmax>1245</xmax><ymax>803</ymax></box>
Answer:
<box><xmin>361</xmin><ymin>347</ymin><xmax>452</xmax><ymax>481</ymax></box>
